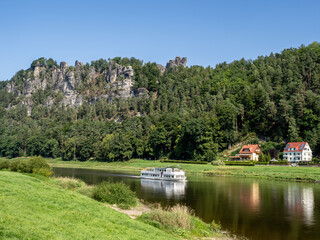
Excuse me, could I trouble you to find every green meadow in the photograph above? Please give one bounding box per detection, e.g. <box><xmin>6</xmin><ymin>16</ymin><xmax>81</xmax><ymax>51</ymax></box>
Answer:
<box><xmin>0</xmin><ymin>171</ymin><xmax>178</xmax><ymax>240</ymax></box>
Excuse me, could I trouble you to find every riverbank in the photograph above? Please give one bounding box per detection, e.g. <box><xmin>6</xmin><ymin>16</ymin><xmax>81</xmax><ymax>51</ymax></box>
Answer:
<box><xmin>0</xmin><ymin>170</ymin><xmax>177</xmax><ymax>240</ymax></box>
<box><xmin>0</xmin><ymin>170</ymin><xmax>230</xmax><ymax>240</ymax></box>
<box><xmin>46</xmin><ymin>158</ymin><xmax>320</xmax><ymax>183</ymax></box>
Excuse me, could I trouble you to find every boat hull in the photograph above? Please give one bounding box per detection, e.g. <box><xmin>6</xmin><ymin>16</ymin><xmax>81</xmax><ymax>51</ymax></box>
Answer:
<box><xmin>140</xmin><ymin>176</ymin><xmax>187</xmax><ymax>182</ymax></box>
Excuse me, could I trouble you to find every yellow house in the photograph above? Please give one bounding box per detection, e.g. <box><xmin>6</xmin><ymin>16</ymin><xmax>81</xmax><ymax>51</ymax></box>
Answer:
<box><xmin>229</xmin><ymin>144</ymin><xmax>262</xmax><ymax>161</ymax></box>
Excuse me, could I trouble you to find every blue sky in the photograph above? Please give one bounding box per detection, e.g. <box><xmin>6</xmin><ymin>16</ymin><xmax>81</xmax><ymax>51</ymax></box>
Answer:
<box><xmin>0</xmin><ymin>0</ymin><xmax>319</xmax><ymax>80</ymax></box>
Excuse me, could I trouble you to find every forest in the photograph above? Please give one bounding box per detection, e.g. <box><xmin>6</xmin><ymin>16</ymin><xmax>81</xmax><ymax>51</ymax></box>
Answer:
<box><xmin>0</xmin><ymin>42</ymin><xmax>319</xmax><ymax>161</ymax></box>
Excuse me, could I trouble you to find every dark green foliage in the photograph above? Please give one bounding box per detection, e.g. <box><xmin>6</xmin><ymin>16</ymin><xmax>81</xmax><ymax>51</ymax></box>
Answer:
<box><xmin>92</xmin><ymin>181</ymin><xmax>137</xmax><ymax>209</ymax></box>
<box><xmin>270</xmin><ymin>161</ymin><xmax>289</xmax><ymax>165</ymax></box>
<box><xmin>0</xmin><ymin>159</ymin><xmax>9</xmax><ymax>169</ymax></box>
<box><xmin>8</xmin><ymin>156</ymin><xmax>52</xmax><ymax>176</ymax></box>
<box><xmin>1</xmin><ymin>42</ymin><xmax>320</xmax><ymax>161</ymax></box>
<box><xmin>312</xmin><ymin>158</ymin><xmax>319</xmax><ymax>164</ymax></box>
<box><xmin>31</xmin><ymin>57</ymin><xmax>58</xmax><ymax>69</ymax></box>
<box><xmin>225</xmin><ymin>161</ymin><xmax>255</xmax><ymax>166</ymax></box>
<box><xmin>160</xmin><ymin>159</ymin><xmax>208</xmax><ymax>164</ymax></box>
<box><xmin>255</xmin><ymin>162</ymin><xmax>270</xmax><ymax>165</ymax></box>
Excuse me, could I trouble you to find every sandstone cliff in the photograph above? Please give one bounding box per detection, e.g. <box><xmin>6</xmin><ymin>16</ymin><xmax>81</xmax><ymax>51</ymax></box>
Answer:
<box><xmin>5</xmin><ymin>56</ymin><xmax>187</xmax><ymax>114</ymax></box>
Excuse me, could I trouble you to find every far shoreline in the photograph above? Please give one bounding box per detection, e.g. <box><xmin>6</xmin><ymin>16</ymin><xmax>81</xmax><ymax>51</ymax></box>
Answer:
<box><xmin>46</xmin><ymin>158</ymin><xmax>320</xmax><ymax>183</ymax></box>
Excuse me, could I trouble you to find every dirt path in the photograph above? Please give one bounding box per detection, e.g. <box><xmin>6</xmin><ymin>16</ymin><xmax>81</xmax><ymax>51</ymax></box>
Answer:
<box><xmin>108</xmin><ymin>203</ymin><xmax>152</xmax><ymax>219</ymax></box>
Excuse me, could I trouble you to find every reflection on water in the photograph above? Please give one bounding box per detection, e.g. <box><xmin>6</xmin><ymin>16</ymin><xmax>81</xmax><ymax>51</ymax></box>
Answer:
<box><xmin>53</xmin><ymin>167</ymin><xmax>320</xmax><ymax>240</ymax></box>
<box><xmin>140</xmin><ymin>179</ymin><xmax>186</xmax><ymax>199</ymax></box>
<box><xmin>285</xmin><ymin>185</ymin><xmax>314</xmax><ymax>226</ymax></box>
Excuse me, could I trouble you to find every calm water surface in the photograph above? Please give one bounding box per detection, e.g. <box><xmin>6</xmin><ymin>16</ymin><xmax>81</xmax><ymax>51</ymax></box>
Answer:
<box><xmin>53</xmin><ymin>167</ymin><xmax>320</xmax><ymax>240</ymax></box>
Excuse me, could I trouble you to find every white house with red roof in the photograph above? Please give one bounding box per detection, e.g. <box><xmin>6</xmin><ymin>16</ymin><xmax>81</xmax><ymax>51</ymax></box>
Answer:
<box><xmin>229</xmin><ymin>144</ymin><xmax>261</xmax><ymax>161</ymax></box>
<box><xmin>283</xmin><ymin>142</ymin><xmax>312</xmax><ymax>162</ymax></box>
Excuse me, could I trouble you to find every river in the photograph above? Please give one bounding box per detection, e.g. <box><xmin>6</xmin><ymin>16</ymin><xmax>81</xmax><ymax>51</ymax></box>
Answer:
<box><xmin>53</xmin><ymin>167</ymin><xmax>320</xmax><ymax>240</ymax></box>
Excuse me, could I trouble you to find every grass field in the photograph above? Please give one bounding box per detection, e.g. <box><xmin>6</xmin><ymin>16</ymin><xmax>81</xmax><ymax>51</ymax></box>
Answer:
<box><xmin>0</xmin><ymin>170</ymin><xmax>178</xmax><ymax>240</ymax></box>
<box><xmin>45</xmin><ymin>158</ymin><xmax>320</xmax><ymax>182</ymax></box>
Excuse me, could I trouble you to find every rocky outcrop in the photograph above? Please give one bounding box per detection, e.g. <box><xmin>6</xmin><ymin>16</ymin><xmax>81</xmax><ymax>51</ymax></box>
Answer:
<box><xmin>156</xmin><ymin>64</ymin><xmax>166</xmax><ymax>74</ymax></box>
<box><xmin>5</xmin><ymin>59</ymin><xmax>136</xmax><ymax>113</ymax></box>
<box><xmin>166</xmin><ymin>56</ymin><xmax>187</xmax><ymax>70</ymax></box>
<box><xmin>134</xmin><ymin>88</ymin><xmax>149</xmax><ymax>98</ymax></box>
<box><xmin>75</xmin><ymin>60</ymin><xmax>83</xmax><ymax>68</ymax></box>
<box><xmin>107</xmin><ymin>62</ymin><xmax>134</xmax><ymax>83</ymax></box>
<box><xmin>5</xmin><ymin>56</ymin><xmax>188</xmax><ymax>114</ymax></box>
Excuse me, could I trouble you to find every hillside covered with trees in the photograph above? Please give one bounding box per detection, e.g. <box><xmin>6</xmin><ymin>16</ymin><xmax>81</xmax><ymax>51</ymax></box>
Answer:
<box><xmin>0</xmin><ymin>42</ymin><xmax>319</xmax><ymax>161</ymax></box>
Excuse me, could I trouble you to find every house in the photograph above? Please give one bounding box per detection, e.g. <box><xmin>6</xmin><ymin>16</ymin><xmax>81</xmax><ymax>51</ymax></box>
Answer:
<box><xmin>229</xmin><ymin>144</ymin><xmax>262</xmax><ymax>161</ymax></box>
<box><xmin>283</xmin><ymin>142</ymin><xmax>312</xmax><ymax>162</ymax></box>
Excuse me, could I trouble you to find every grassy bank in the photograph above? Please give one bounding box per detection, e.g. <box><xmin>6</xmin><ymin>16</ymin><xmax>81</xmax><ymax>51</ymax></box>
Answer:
<box><xmin>0</xmin><ymin>171</ymin><xmax>178</xmax><ymax>240</ymax></box>
<box><xmin>45</xmin><ymin>158</ymin><xmax>320</xmax><ymax>182</ymax></box>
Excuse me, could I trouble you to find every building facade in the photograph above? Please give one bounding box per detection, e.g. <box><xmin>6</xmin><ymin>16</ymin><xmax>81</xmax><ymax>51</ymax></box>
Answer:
<box><xmin>229</xmin><ymin>144</ymin><xmax>261</xmax><ymax>161</ymax></box>
<box><xmin>283</xmin><ymin>142</ymin><xmax>312</xmax><ymax>162</ymax></box>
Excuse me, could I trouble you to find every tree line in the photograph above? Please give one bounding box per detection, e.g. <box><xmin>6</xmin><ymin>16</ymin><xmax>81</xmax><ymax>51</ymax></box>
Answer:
<box><xmin>0</xmin><ymin>42</ymin><xmax>319</xmax><ymax>161</ymax></box>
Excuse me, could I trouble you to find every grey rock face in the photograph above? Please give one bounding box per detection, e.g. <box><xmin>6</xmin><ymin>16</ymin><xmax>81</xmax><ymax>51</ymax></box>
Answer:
<box><xmin>107</xmin><ymin>61</ymin><xmax>134</xmax><ymax>83</ymax></box>
<box><xmin>156</xmin><ymin>64</ymin><xmax>166</xmax><ymax>74</ymax></box>
<box><xmin>6</xmin><ymin>56</ymin><xmax>190</xmax><ymax>114</ymax></box>
<box><xmin>106</xmin><ymin>61</ymin><xmax>134</xmax><ymax>99</ymax></box>
<box><xmin>166</xmin><ymin>56</ymin><xmax>187</xmax><ymax>70</ymax></box>
<box><xmin>60</xmin><ymin>62</ymin><xmax>68</xmax><ymax>69</ymax></box>
<box><xmin>134</xmin><ymin>88</ymin><xmax>149</xmax><ymax>98</ymax></box>
<box><xmin>6</xmin><ymin>59</ymin><xmax>137</xmax><ymax>113</ymax></box>
<box><xmin>75</xmin><ymin>60</ymin><xmax>83</xmax><ymax>67</ymax></box>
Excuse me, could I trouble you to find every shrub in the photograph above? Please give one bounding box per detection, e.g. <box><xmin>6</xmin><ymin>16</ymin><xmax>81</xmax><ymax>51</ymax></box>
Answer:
<box><xmin>225</xmin><ymin>161</ymin><xmax>255</xmax><ymax>166</ymax></box>
<box><xmin>211</xmin><ymin>160</ymin><xmax>225</xmax><ymax>166</ymax></box>
<box><xmin>160</xmin><ymin>159</ymin><xmax>208</xmax><ymax>164</ymax></box>
<box><xmin>8</xmin><ymin>157</ymin><xmax>52</xmax><ymax>176</ymax></box>
<box><xmin>270</xmin><ymin>161</ymin><xmax>288</xmax><ymax>165</ymax></box>
<box><xmin>54</xmin><ymin>177</ymin><xmax>86</xmax><ymax>190</ymax></box>
<box><xmin>298</xmin><ymin>161</ymin><xmax>314</xmax><ymax>166</ymax></box>
<box><xmin>255</xmin><ymin>162</ymin><xmax>270</xmax><ymax>165</ymax></box>
<box><xmin>230</xmin><ymin>147</ymin><xmax>241</xmax><ymax>156</ymax></box>
<box><xmin>28</xmin><ymin>156</ymin><xmax>52</xmax><ymax>176</ymax></box>
<box><xmin>138</xmin><ymin>205</ymin><xmax>221</xmax><ymax>238</ymax></box>
<box><xmin>0</xmin><ymin>159</ymin><xmax>10</xmax><ymax>170</ymax></box>
<box><xmin>53</xmin><ymin>177</ymin><xmax>94</xmax><ymax>197</ymax></box>
<box><xmin>92</xmin><ymin>181</ymin><xmax>137</xmax><ymax>209</ymax></box>
<box><xmin>9</xmin><ymin>159</ymin><xmax>21</xmax><ymax>171</ymax></box>
<box><xmin>17</xmin><ymin>159</ymin><xmax>33</xmax><ymax>173</ymax></box>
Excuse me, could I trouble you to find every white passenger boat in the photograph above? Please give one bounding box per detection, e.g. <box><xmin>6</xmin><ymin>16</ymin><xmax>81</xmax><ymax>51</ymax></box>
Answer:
<box><xmin>140</xmin><ymin>167</ymin><xmax>187</xmax><ymax>181</ymax></box>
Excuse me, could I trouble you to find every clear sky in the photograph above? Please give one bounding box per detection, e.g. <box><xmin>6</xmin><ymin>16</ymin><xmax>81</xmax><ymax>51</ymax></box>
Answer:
<box><xmin>0</xmin><ymin>0</ymin><xmax>319</xmax><ymax>81</ymax></box>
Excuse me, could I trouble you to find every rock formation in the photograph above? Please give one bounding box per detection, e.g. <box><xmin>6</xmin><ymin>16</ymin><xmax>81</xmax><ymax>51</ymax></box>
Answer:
<box><xmin>166</xmin><ymin>56</ymin><xmax>187</xmax><ymax>70</ymax></box>
<box><xmin>5</xmin><ymin>59</ymin><xmax>138</xmax><ymax>114</ymax></box>
<box><xmin>156</xmin><ymin>64</ymin><xmax>166</xmax><ymax>74</ymax></box>
<box><xmin>5</xmin><ymin>56</ymin><xmax>188</xmax><ymax>115</ymax></box>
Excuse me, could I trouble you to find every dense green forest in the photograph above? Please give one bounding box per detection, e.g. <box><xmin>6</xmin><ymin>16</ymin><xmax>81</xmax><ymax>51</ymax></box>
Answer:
<box><xmin>0</xmin><ymin>42</ymin><xmax>320</xmax><ymax>161</ymax></box>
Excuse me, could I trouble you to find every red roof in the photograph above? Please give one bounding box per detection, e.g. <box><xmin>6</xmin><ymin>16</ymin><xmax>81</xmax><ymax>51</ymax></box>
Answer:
<box><xmin>283</xmin><ymin>142</ymin><xmax>308</xmax><ymax>152</ymax></box>
<box><xmin>239</xmin><ymin>144</ymin><xmax>261</xmax><ymax>154</ymax></box>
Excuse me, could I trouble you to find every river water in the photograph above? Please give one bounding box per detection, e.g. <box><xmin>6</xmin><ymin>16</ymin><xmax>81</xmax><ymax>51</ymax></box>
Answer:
<box><xmin>53</xmin><ymin>167</ymin><xmax>320</xmax><ymax>240</ymax></box>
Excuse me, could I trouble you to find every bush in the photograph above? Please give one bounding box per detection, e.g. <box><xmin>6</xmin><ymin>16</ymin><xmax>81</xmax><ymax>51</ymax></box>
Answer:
<box><xmin>0</xmin><ymin>159</ymin><xmax>10</xmax><ymax>170</ymax></box>
<box><xmin>92</xmin><ymin>181</ymin><xmax>137</xmax><ymax>209</ymax></box>
<box><xmin>53</xmin><ymin>177</ymin><xmax>94</xmax><ymax>197</ymax></box>
<box><xmin>160</xmin><ymin>159</ymin><xmax>208</xmax><ymax>164</ymax></box>
<box><xmin>270</xmin><ymin>161</ymin><xmax>288</xmax><ymax>165</ymax></box>
<box><xmin>255</xmin><ymin>162</ymin><xmax>270</xmax><ymax>165</ymax></box>
<box><xmin>211</xmin><ymin>160</ymin><xmax>225</xmax><ymax>166</ymax></box>
<box><xmin>138</xmin><ymin>205</ymin><xmax>221</xmax><ymax>238</ymax></box>
<box><xmin>225</xmin><ymin>161</ymin><xmax>255</xmax><ymax>166</ymax></box>
<box><xmin>9</xmin><ymin>159</ymin><xmax>21</xmax><ymax>171</ymax></box>
<box><xmin>8</xmin><ymin>157</ymin><xmax>52</xmax><ymax>176</ymax></box>
<box><xmin>29</xmin><ymin>157</ymin><xmax>52</xmax><ymax>176</ymax></box>
<box><xmin>230</xmin><ymin>147</ymin><xmax>241</xmax><ymax>156</ymax></box>
<box><xmin>54</xmin><ymin>177</ymin><xmax>86</xmax><ymax>190</ymax></box>
<box><xmin>298</xmin><ymin>161</ymin><xmax>314</xmax><ymax>166</ymax></box>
